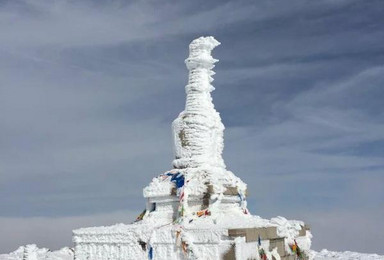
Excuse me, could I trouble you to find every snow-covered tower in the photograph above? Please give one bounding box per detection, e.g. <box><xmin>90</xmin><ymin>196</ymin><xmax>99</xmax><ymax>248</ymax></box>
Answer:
<box><xmin>72</xmin><ymin>36</ymin><xmax>312</xmax><ymax>260</ymax></box>
<box><xmin>173</xmin><ymin>36</ymin><xmax>225</xmax><ymax>170</ymax></box>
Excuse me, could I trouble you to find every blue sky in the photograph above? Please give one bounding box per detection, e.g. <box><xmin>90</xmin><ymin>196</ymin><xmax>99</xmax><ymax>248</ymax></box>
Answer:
<box><xmin>1</xmin><ymin>0</ymin><xmax>383</xmax><ymax>254</ymax></box>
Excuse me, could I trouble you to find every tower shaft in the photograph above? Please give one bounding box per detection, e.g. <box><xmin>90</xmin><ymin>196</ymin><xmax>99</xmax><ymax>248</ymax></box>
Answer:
<box><xmin>172</xmin><ymin>37</ymin><xmax>225</xmax><ymax>169</ymax></box>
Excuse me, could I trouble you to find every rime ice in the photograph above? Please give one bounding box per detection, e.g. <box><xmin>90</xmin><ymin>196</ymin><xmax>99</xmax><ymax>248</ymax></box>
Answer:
<box><xmin>173</xmin><ymin>36</ymin><xmax>225</xmax><ymax>170</ymax></box>
<box><xmin>70</xmin><ymin>36</ymin><xmax>313</xmax><ymax>260</ymax></box>
<box><xmin>1</xmin><ymin>36</ymin><xmax>383</xmax><ymax>260</ymax></box>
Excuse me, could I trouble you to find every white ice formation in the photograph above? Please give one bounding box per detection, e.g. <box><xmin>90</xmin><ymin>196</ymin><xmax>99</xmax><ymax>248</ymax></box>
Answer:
<box><xmin>44</xmin><ymin>36</ymin><xmax>316</xmax><ymax>260</ymax></box>
<box><xmin>173</xmin><ymin>36</ymin><xmax>225</xmax><ymax>170</ymax></box>
<box><xmin>70</xmin><ymin>36</ymin><xmax>313</xmax><ymax>260</ymax></box>
<box><xmin>0</xmin><ymin>245</ymin><xmax>74</xmax><ymax>260</ymax></box>
<box><xmin>0</xmin><ymin>36</ymin><xmax>382</xmax><ymax>260</ymax></box>
<box><xmin>2</xmin><ymin>246</ymin><xmax>382</xmax><ymax>260</ymax></box>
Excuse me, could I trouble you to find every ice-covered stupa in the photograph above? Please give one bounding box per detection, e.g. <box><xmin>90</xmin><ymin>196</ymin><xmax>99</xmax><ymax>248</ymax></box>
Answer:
<box><xmin>73</xmin><ymin>36</ymin><xmax>312</xmax><ymax>260</ymax></box>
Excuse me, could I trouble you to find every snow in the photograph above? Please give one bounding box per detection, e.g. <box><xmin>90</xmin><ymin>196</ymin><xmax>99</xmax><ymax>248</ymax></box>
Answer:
<box><xmin>234</xmin><ymin>237</ymin><xmax>281</xmax><ymax>260</ymax></box>
<box><xmin>1</xmin><ymin>246</ymin><xmax>382</xmax><ymax>260</ymax></box>
<box><xmin>270</xmin><ymin>216</ymin><xmax>313</xmax><ymax>254</ymax></box>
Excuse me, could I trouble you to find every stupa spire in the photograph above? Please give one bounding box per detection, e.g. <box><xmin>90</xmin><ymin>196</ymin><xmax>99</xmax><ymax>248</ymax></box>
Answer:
<box><xmin>73</xmin><ymin>36</ymin><xmax>313</xmax><ymax>260</ymax></box>
<box><xmin>172</xmin><ymin>36</ymin><xmax>225</xmax><ymax>169</ymax></box>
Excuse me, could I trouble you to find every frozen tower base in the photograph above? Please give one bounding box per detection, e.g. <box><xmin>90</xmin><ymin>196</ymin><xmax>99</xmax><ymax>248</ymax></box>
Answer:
<box><xmin>73</xmin><ymin>37</ymin><xmax>312</xmax><ymax>260</ymax></box>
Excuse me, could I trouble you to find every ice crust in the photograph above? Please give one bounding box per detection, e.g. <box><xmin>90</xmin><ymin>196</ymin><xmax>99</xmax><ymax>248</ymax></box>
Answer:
<box><xmin>0</xmin><ymin>246</ymin><xmax>74</xmax><ymax>260</ymax></box>
<box><xmin>173</xmin><ymin>36</ymin><xmax>225</xmax><ymax>170</ymax></box>
<box><xmin>71</xmin><ymin>36</ymin><xmax>314</xmax><ymax>259</ymax></box>
<box><xmin>71</xmin><ymin>36</ymin><xmax>316</xmax><ymax>260</ymax></box>
<box><xmin>311</xmin><ymin>249</ymin><xmax>384</xmax><ymax>260</ymax></box>
<box><xmin>2</xmin><ymin>246</ymin><xmax>382</xmax><ymax>260</ymax></box>
<box><xmin>143</xmin><ymin>37</ymin><xmax>249</xmax><ymax>224</ymax></box>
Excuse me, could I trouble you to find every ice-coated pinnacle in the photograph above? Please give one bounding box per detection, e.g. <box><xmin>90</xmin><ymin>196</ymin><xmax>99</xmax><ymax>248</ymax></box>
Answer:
<box><xmin>185</xmin><ymin>36</ymin><xmax>220</xmax><ymax>72</ymax></box>
<box><xmin>172</xmin><ymin>36</ymin><xmax>225</xmax><ymax>169</ymax></box>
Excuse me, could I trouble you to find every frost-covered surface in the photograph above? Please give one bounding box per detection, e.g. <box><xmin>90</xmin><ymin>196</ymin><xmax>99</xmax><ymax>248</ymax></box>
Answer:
<box><xmin>234</xmin><ymin>237</ymin><xmax>281</xmax><ymax>260</ymax></box>
<box><xmin>0</xmin><ymin>245</ymin><xmax>73</xmax><ymax>260</ymax></box>
<box><xmin>271</xmin><ymin>216</ymin><xmax>313</xmax><ymax>254</ymax></box>
<box><xmin>71</xmin><ymin>213</ymin><xmax>313</xmax><ymax>259</ymax></box>
<box><xmin>72</xmin><ymin>36</ymin><xmax>312</xmax><ymax>260</ymax></box>
<box><xmin>143</xmin><ymin>167</ymin><xmax>247</xmax><ymax>214</ymax></box>
<box><xmin>1</xmin><ymin>34</ymin><xmax>383</xmax><ymax>260</ymax></box>
<box><xmin>143</xmin><ymin>37</ymin><xmax>249</xmax><ymax>230</ymax></box>
<box><xmin>172</xmin><ymin>36</ymin><xmax>225</xmax><ymax>170</ymax></box>
<box><xmin>1</xmin><ymin>246</ymin><xmax>383</xmax><ymax>260</ymax></box>
<box><xmin>144</xmin><ymin>36</ymin><xmax>248</xmax><ymax>223</ymax></box>
<box><xmin>311</xmin><ymin>249</ymin><xmax>384</xmax><ymax>259</ymax></box>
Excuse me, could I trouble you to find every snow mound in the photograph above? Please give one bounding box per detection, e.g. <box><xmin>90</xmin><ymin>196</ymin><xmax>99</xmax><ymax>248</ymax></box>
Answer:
<box><xmin>312</xmin><ymin>249</ymin><xmax>384</xmax><ymax>259</ymax></box>
<box><xmin>0</xmin><ymin>245</ymin><xmax>73</xmax><ymax>260</ymax></box>
<box><xmin>173</xmin><ymin>36</ymin><xmax>225</xmax><ymax>170</ymax></box>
